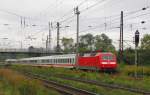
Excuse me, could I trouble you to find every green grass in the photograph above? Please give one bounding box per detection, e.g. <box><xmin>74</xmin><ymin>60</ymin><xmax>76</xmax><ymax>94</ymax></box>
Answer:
<box><xmin>10</xmin><ymin>64</ymin><xmax>150</xmax><ymax>91</ymax></box>
<box><xmin>0</xmin><ymin>68</ymin><xmax>60</xmax><ymax>95</ymax></box>
<box><xmin>47</xmin><ymin>76</ymin><xmax>141</xmax><ymax>95</ymax></box>
<box><xmin>8</xmin><ymin>64</ymin><xmax>150</xmax><ymax>95</ymax></box>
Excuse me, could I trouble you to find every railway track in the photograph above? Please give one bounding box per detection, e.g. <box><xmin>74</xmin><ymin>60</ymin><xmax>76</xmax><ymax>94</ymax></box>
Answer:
<box><xmin>20</xmin><ymin>70</ymin><xmax>150</xmax><ymax>95</ymax></box>
<box><xmin>23</xmin><ymin>71</ymin><xmax>98</xmax><ymax>95</ymax></box>
<box><xmin>57</xmin><ymin>75</ymin><xmax>150</xmax><ymax>95</ymax></box>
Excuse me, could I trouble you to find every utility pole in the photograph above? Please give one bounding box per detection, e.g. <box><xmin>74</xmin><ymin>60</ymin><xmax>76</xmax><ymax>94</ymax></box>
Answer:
<box><xmin>46</xmin><ymin>35</ymin><xmax>48</xmax><ymax>50</ymax></box>
<box><xmin>20</xmin><ymin>16</ymin><xmax>23</xmax><ymax>49</ymax></box>
<box><xmin>119</xmin><ymin>11</ymin><xmax>124</xmax><ymax>61</ymax></box>
<box><xmin>56</xmin><ymin>22</ymin><xmax>60</xmax><ymax>52</ymax></box>
<box><xmin>48</xmin><ymin>22</ymin><xmax>51</xmax><ymax>50</ymax></box>
<box><xmin>74</xmin><ymin>6</ymin><xmax>80</xmax><ymax>68</ymax></box>
<box><xmin>24</xmin><ymin>17</ymin><xmax>26</xmax><ymax>28</ymax></box>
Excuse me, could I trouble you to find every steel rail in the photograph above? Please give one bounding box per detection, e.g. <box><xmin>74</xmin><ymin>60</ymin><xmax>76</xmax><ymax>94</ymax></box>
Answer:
<box><xmin>22</xmin><ymin>72</ymin><xmax>98</xmax><ymax>95</ymax></box>
<box><xmin>21</xmin><ymin>70</ymin><xmax>150</xmax><ymax>95</ymax></box>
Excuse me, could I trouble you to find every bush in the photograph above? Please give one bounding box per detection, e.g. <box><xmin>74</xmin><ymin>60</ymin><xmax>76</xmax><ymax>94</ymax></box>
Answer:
<box><xmin>120</xmin><ymin>48</ymin><xmax>150</xmax><ymax>65</ymax></box>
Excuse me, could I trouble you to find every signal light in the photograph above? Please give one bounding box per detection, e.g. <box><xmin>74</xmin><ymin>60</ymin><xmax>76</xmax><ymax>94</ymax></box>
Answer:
<box><xmin>135</xmin><ymin>30</ymin><xmax>140</xmax><ymax>47</ymax></box>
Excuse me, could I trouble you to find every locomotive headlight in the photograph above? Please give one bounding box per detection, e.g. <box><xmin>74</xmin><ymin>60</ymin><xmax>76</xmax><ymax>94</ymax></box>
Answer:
<box><xmin>102</xmin><ymin>62</ymin><xmax>108</xmax><ymax>64</ymax></box>
<box><xmin>110</xmin><ymin>62</ymin><xmax>116</xmax><ymax>64</ymax></box>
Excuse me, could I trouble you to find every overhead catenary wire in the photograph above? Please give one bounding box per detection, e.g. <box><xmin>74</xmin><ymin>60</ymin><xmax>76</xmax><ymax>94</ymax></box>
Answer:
<box><xmin>58</xmin><ymin>0</ymin><xmax>108</xmax><ymax>24</ymax></box>
<box><xmin>60</xmin><ymin>10</ymin><xmax>150</xmax><ymax>39</ymax></box>
<box><xmin>60</xmin><ymin>3</ymin><xmax>150</xmax><ymax>27</ymax></box>
<box><xmin>49</xmin><ymin>6</ymin><xmax>150</xmax><ymax>42</ymax></box>
<box><xmin>80</xmin><ymin>0</ymin><xmax>110</xmax><ymax>13</ymax></box>
<box><xmin>0</xmin><ymin>9</ymin><xmax>22</xmax><ymax>17</ymax></box>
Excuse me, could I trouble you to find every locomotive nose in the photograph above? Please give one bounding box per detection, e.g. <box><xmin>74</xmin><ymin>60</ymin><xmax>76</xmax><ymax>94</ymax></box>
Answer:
<box><xmin>101</xmin><ymin>54</ymin><xmax>117</xmax><ymax>69</ymax></box>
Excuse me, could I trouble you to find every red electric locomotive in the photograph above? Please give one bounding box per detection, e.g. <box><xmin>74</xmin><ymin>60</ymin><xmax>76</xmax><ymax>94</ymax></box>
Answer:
<box><xmin>78</xmin><ymin>52</ymin><xmax>117</xmax><ymax>70</ymax></box>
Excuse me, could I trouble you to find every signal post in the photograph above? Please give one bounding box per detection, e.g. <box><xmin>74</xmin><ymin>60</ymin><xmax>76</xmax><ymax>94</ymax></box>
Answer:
<box><xmin>135</xmin><ymin>30</ymin><xmax>140</xmax><ymax>78</ymax></box>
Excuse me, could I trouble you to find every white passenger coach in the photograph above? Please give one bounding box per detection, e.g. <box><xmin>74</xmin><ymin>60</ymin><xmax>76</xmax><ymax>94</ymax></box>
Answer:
<box><xmin>6</xmin><ymin>54</ymin><xmax>76</xmax><ymax>68</ymax></box>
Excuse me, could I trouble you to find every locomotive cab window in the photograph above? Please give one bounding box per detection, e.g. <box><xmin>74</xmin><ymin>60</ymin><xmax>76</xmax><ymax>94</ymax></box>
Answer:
<box><xmin>102</xmin><ymin>56</ymin><xmax>113</xmax><ymax>60</ymax></box>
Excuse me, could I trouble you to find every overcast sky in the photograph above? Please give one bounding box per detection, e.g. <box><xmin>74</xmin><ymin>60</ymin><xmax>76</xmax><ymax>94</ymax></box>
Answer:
<box><xmin>0</xmin><ymin>0</ymin><xmax>149</xmax><ymax>49</ymax></box>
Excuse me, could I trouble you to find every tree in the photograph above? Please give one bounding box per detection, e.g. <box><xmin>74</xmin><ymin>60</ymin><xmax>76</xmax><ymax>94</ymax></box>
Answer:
<box><xmin>28</xmin><ymin>46</ymin><xmax>34</xmax><ymax>52</ymax></box>
<box><xmin>141</xmin><ymin>34</ymin><xmax>150</xmax><ymax>50</ymax></box>
<box><xmin>79</xmin><ymin>33</ymin><xmax>94</xmax><ymax>52</ymax></box>
<box><xmin>94</xmin><ymin>33</ymin><xmax>115</xmax><ymax>52</ymax></box>
<box><xmin>78</xmin><ymin>33</ymin><xmax>115</xmax><ymax>52</ymax></box>
<box><xmin>140</xmin><ymin>34</ymin><xmax>150</xmax><ymax>65</ymax></box>
<box><xmin>61</xmin><ymin>37</ymin><xmax>74</xmax><ymax>53</ymax></box>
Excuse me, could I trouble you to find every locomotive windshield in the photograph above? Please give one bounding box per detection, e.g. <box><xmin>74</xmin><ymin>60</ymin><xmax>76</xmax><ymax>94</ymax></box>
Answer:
<box><xmin>102</xmin><ymin>55</ymin><xmax>113</xmax><ymax>60</ymax></box>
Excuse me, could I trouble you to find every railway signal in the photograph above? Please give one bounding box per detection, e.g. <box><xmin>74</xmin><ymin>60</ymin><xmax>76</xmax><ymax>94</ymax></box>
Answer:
<box><xmin>135</xmin><ymin>30</ymin><xmax>140</xmax><ymax>78</ymax></box>
<box><xmin>135</xmin><ymin>30</ymin><xmax>140</xmax><ymax>47</ymax></box>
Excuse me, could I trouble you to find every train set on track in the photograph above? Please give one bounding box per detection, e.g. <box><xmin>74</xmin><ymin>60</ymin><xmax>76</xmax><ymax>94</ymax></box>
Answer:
<box><xmin>6</xmin><ymin>51</ymin><xmax>117</xmax><ymax>70</ymax></box>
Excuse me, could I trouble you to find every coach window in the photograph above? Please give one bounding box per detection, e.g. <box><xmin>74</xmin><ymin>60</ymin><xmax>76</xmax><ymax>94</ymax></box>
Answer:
<box><xmin>73</xmin><ymin>58</ymin><xmax>75</xmax><ymax>64</ymax></box>
<box><xmin>54</xmin><ymin>59</ymin><xmax>57</xmax><ymax>64</ymax></box>
<box><xmin>58</xmin><ymin>59</ymin><xmax>60</xmax><ymax>63</ymax></box>
<box><xmin>53</xmin><ymin>59</ymin><xmax>55</xmax><ymax>63</ymax></box>
<box><xmin>60</xmin><ymin>59</ymin><xmax>62</xmax><ymax>63</ymax></box>
<box><xmin>68</xmin><ymin>58</ymin><xmax>70</xmax><ymax>64</ymax></box>
<box><xmin>71</xmin><ymin>58</ymin><xmax>72</xmax><ymax>64</ymax></box>
<box><xmin>46</xmin><ymin>59</ymin><xmax>49</xmax><ymax>63</ymax></box>
<box><xmin>52</xmin><ymin>59</ymin><xmax>54</xmax><ymax>63</ymax></box>
<box><xmin>43</xmin><ymin>60</ymin><xmax>46</xmax><ymax>63</ymax></box>
<box><xmin>65</xmin><ymin>59</ymin><xmax>67</xmax><ymax>63</ymax></box>
<box><xmin>61</xmin><ymin>59</ymin><xmax>63</xmax><ymax>63</ymax></box>
<box><xmin>60</xmin><ymin>59</ymin><xmax>61</xmax><ymax>63</ymax></box>
<box><xmin>67</xmin><ymin>59</ymin><xmax>69</xmax><ymax>63</ymax></box>
<box><xmin>71</xmin><ymin>58</ymin><xmax>73</xmax><ymax>64</ymax></box>
<box><xmin>57</xmin><ymin>59</ymin><xmax>59</xmax><ymax>63</ymax></box>
<box><xmin>54</xmin><ymin>59</ymin><xmax>56</xmax><ymax>64</ymax></box>
<box><xmin>57</xmin><ymin>59</ymin><xmax>59</xmax><ymax>64</ymax></box>
<box><xmin>44</xmin><ymin>60</ymin><xmax>47</xmax><ymax>63</ymax></box>
<box><xmin>63</xmin><ymin>59</ymin><xmax>65</xmax><ymax>63</ymax></box>
<box><xmin>66</xmin><ymin>58</ymin><xmax>69</xmax><ymax>63</ymax></box>
<box><xmin>70</xmin><ymin>58</ymin><xmax>72</xmax><ymax>64</ymax></box>
<box><xmin>56</xmin><ymin>59</ymin><xmax>58</xmax><ymax>64</ymax></box>
<box><xmin>55</xmin><ymin>59</ymin><xmax>57</xmax><ymax>64</ymax></box>
<box><xmin>51</xmin><ymin>59</ymin><xmax>53</xmax><ymax>63</ymax></box>
<box><xmin>50</xmin><ymin>59</ymin><xmax>53</xmax><ymax>63</ymax></box>
<box><xmin>69</xmin><ymin>58</ymin><xmax>71</xmax><ymax>64</ymax></box>
<box><xmin>68</xmin><ymin>59</ymin><xmax>69</xmax><ymax>63</ymax></box>
<box><xmin>41</xmin><ymin>60</ymin><xmax>44</xmax><ymax>63</ymax></box>
<box><xmin>58</xmin><ymin>59</ymin><xmax>59</xmax><ymax>64</ymax></box>
<box><xmin>62</xmin><ymin>59</ymin><xmax>64</xmax><ymax>63</ymax></box>
<box><xmin>69</xmin><ymin>58</ymin><xmax>70</xmax><ymax>63</ymax></box>
<box><xmin>59</xmin><ymin>59</ymin><xmax>61</xmax><ymax>63</ymax></box>
<box><xmin>64</xmin><ymin>59</ymin><xmax>66</xmax><ymax>63</ymax></box>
